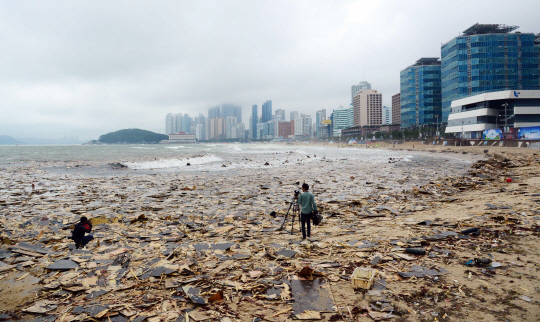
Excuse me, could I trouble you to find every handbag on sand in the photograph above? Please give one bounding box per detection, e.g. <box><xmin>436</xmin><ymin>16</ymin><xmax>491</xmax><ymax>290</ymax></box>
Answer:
<box><xmin>311</xmin><ymin>211</ymin><xmax>322</xmax><ymax>226</ymax></box>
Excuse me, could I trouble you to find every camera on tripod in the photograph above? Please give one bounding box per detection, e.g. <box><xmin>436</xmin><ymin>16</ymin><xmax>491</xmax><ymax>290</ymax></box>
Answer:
<box><xmin>280</xmin><ymin>190</ymin><xmax>301</xmax><ymax>234</ymax></box>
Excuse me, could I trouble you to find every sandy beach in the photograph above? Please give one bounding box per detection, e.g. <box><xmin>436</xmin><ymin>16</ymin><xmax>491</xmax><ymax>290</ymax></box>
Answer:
<box><xmin>0</xmin><ymin>142</ymin><xmax>539</xmax><ymax>321</ymax></box>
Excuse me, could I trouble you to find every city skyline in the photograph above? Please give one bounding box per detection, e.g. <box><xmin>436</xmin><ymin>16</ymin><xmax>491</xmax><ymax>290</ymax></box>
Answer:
<box><xmin>1</xmin><ymin>1</ymin><xmax>539</xmax><ymax>140</ymax></box>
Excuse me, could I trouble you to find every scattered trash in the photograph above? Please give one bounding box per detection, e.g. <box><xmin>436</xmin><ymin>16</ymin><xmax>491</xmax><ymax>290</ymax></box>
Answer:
<box><xmin>405</xmin><ymin>248</ymin><xmax>426</xmax><ymax>255</ymax></box>
<box><xmin>1</xmin><ymin>146</ymin><xmax>539</xmax><ymax>320</ymax></box>
<box><xmin>351</xmin><ymin>267</ymin><xmax>375</xmax><ymax>289</ymax></box>
<box><xmin>295</xmin><ymin>310</ymin><xmax>322</xmax><ymax>320</ymax></box>
<box><xmin>461</xmin><ymin>227</ymin><xmax>480</xmax><ymax>235</ymax></box>
<box><xmin>519</xmin><ymin>295</ymin><xmax>532</xmax><ymax>302</ymax></box>
<box><xmin>474</xmin><ymin>258</ymin><xmax>492</xmax><ymax>266</ymax></box>
<box><xmin>291</xmin><ymin>278</ymin><xmax>335</xmax><ymax>315</ymax></box>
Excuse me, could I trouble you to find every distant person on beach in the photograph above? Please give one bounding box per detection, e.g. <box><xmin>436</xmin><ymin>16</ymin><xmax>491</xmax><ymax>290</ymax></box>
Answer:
<box><xmin>295</xmin><ymin>183</ymin><xmax>318</xmax><ymax>240</ymax></box>
<box><xmin>71</xmin><ymin>216</ymin><xmax>93</xmax><ymax>249</ymax></box>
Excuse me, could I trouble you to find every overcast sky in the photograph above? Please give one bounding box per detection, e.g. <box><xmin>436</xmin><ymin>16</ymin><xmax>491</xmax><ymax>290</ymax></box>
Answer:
<box><xmin>1</xmin><ymin>0</ymin><xmax>539</xmax><ymax>140</ymax></box>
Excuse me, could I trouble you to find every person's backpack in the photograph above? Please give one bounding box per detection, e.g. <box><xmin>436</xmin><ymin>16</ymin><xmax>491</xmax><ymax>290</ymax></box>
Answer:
<box><xmin>312</xmin><ymin>212</ymin><xmax>323</xmax><ymax>226</ymax></box>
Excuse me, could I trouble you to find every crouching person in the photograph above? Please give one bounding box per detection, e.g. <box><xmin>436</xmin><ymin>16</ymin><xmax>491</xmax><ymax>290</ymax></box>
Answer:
<box><xmin>72</xmin><ymin>216</ymin><xmax>93</xmax><ymax>249</ymax></box>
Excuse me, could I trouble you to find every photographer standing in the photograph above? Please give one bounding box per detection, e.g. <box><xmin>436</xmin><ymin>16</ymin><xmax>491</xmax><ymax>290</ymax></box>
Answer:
<box><xmin>295</xmin><ymin>183</ymin><xmax>318</xmax><ymax>240</ymax></box>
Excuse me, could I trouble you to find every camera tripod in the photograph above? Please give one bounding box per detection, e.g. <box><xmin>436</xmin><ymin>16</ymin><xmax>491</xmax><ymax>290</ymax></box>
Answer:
<box><xmin>280</xmin><ymin>195</ymin><xmax>301</xmax><ymax>235</ymax></box>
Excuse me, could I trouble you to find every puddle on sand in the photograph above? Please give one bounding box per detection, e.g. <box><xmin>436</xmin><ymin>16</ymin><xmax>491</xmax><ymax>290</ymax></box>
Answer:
<box><xmin>0</xmin><ymin>272</ymin><xmax>41</xmax><ymax>311</ymax></box>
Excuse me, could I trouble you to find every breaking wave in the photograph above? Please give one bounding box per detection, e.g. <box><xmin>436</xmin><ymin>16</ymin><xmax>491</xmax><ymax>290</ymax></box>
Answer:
<box><xmin>124</xmin><ymin>155</ymin><xmax>223</xmax><ymax>169</ymax></box>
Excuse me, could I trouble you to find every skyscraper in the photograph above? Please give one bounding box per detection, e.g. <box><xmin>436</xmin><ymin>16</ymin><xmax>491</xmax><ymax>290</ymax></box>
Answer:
<box><xmin>262</xmin><ymin>100</ymin><xmax>272</xmax><ymax>123</ymax></box>
<box><xmin>208</xmin><ymin>106</ymin><xmax>221</xmax><ymax>119</ymax></box>
<box><xmin>441</xmin><ymin>23</ymin><xmax>540</xmax><ymax>122</ymax></box>
<box><xmin>174</xmin><ymin>114</ymin><xmax>182</xmax><ymax>133</ymax></box>
<box><xmin>205</xmin><ymin>118</ymin><xmax>225</xmax><ymax>140</ymax></box>
<box><xmin>225</xmin><ymin>116</ymin><xmax>237</xmax><ymax>139</ymax></box>
<box><xmin>382</xmin><ymin>106</ymin><xmax>391</xmax><ymax>125</ymax></box>
<box><xmin>332</xmin><ymin>105</ymin><xmax>354</xmax><ymax>136</ymax></box>
<box><xmin>315</xmin><ymin>109</ymin><xmax>326</xmax><ymax>138</ymax></box>
<box><xmin>275</xmin><ymin>109</ymin><xmax>286</xmax><ymax>121</ymax></box>
<box><xmin>251</xmin><ymin>105</ymin><xmax>258</xmax><ymax>139</ymax></box>
<box><xmin>353</xmin><ymin>89</ymin><xmax>382</xmax><ymax>127</ymax></box>
<box><xmin>181</xmin><ymin>114</ymin><xmax>192</xmax><ymax>133</ymax></box>
<box><xmin>400</xmin><ymin>58</ymin><xmax>442</xmax><ymax>128</ymax></box>
<box><xmin>193</xmin><ymin>114</ymin><xmax>206</xmax><ymax>126</ymax></box>
<box><xmin>294</xmin><ymin>115</ymin><xmax>312</xmax><ymax>138</ymax></box>
<box><xmin>351</xmin><ymin>81</ymin><xmax>372</xmax><ymax>103</ymax></box>
<box><xmin>166</xmin><ymin>113</ymin><xmax>174</xmax><ymax>134</ymax></box>
<box><xmin>391</xmin><ymin>93</ymin><xmax>401</xmax><ymax>125</ymax></box>
<box><xmin>195</xmin><ymin>123</ymin><xmax>205</xmax><ymax>141</ymax></box>
<box><xmin>221</xmin><ymin>104</ymin><xmax>242</xmax><ymax>123</ymax></box>
<box><xmin>290</xmin><ymin>111</ymin><xmax>299</xmax><ymax>122</ymax></box>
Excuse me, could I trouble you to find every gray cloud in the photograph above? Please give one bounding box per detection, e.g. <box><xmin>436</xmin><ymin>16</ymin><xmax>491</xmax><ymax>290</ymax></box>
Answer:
<box><xmin>1</xmin><ymin>0</ymin><xmax>539</xmax><ymax>140</ymax></box>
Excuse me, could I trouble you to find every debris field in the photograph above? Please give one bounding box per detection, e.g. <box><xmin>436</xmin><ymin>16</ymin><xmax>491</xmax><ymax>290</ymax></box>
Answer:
<box><xmin>1</xmin><ymin>146</ymin><xmax>540</xmax><ymax>321</ymax></box>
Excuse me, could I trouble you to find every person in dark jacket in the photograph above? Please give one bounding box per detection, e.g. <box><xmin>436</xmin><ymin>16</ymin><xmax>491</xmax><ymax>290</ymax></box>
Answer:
<box><xmin>295</xmin><ymin>183</ymin><xmax>318</xmax><ymax>240</ymax></box>
<box><xmin>72</xmin><ymin>216</ymin><xmax>93</xmax><ymax>249</ymax></box>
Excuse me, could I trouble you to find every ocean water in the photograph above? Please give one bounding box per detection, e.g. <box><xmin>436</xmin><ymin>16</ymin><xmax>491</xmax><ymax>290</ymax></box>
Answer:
<box><xmin>0</xmin><ymin>143</ymin><xmax>471</xmax><ymax>177</ymax></box>
<box><xmin>0</xmin><ymin>143</ymin><xmax>404</xmax><ymax>165</ymax></box>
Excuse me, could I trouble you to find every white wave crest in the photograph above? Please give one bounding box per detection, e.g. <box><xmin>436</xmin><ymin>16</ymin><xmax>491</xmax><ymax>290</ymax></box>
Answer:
<box><xmin>125</xmin><ymin>155</ymin><xmax>222</xmax><ymax>169</ymax></box>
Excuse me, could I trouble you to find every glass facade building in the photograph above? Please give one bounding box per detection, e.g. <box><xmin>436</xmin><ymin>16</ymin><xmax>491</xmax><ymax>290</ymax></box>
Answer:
<box><xmin>351</xmin><ymin>81</ymin><xmax>371</xmax><ymax>104</ymax></box>
<box><xmin>400</xmin><ymin>58</ymin><xmax>442</xmax><ymax>128</ymax></box>
<box><xmin>262</xmin><ymin>100</ymin><xmax>272</xmax><ymax>123</ymax></box>
<box><xmin>251</xmin><ymin>105</ymin><xmax>258</xmax><ymax>139</ymax></box>
<box><xmin>441</xmin><ymin>24</ymin><xmax>540</xmax><ymax>123</ymax></box>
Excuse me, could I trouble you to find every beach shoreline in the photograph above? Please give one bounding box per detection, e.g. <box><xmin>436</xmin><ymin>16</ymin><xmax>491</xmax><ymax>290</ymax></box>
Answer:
<box><xmin>0</xmin><ymin>143</ymin><xmax>539</xmax><ymax>321</ymax></box>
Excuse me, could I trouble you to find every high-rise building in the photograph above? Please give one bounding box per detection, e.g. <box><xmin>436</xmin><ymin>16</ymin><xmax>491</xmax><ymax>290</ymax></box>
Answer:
<box><xmin>225</xmin><ymin>116</ymin><xmax>236</xmax><ymax>139</ymax></box>
<box><xmin>353</xmin><ymin>89</ymin><xmax>382</xmax><ymax>126</ymax></box>
<box><xmin>315</xmin><ymin>109</ymin><xmax>326</xmax><ymax>138</ymax></box>
<box><xmin>382</xmin><ymin>106</ymin><xmax>391</xmax><ymax>125</ymax></box>
<box><xmin>257</xmin><ymin>123</ymin><xmax>265</xmax><ymax>140</ymax></box>
<box><xmin>262</xmin><ymin>100</ymin><xmax>272</xmax><ymax>123</ymax></box>
<box><xmin>166</xmin><ymin>113</ymin><xmax>174</xmax><ymax>134</ymax></box>
<box><xmin>441</xmin><ymin>23</ymin><xmax>540</xmax><ymax>123</ymax></box>
<box><xmin>205</xmin><ymin>118</ymin><xmax>225</xmax><ymax>140</ymax></box>
<box><xmin>290</xmin><ymin>111</ymin><xmax>299</xmax><ymax>122</ymax></box>
<box><xmin>391</xmin><ymin>93</ymin><xmax>401</xmax><ymax>125</ymax></box>
<box><xmin>248</xmin><ymin>115</ymin><xmax>253</xmax><ymax>139</ymax></box>
<box><xmin>195</xmin><ymin>123</ymin><xmax>205</xmax><ymax>141</ymax></box>
<box><xmin>222</xmin><ymin>104</ymin><xmax>242</xmax><ymax>123</ymax></box>
<box><xmin>275</xmin><ymin>109</ymin><xmax>286</xmax><ymax>121</ymax></box>
<box><xmin>271</xmin><ymin>115</ymin><xmax>283</xmax><ymax>138</ymax></box>
<box><xmin>251</xmin><ymin>105</ymin><xmax>258</xmax><ymax>140</ymax></box>
<box><xmin>208</xmin><ymin>106</ymin><xmax>221</xmax><ymax>119</ymax></box>
<box><xmin>351</xmin><ymin>81</ymin><xmax>372</xmax><ymax>103</ymax></box>
<box><xmin>174</xmin><ymin>114</ymin><xmax>182</xmax><ymax>133</ymax></box>
<box><xmin>193</xmin><ymin>114</ymin><xmax>206</xmax><ymax>126</ymax></box>
<box><xmin>400</xmin><ymin>58</ymin><xmax>442</xmax><ymax>128</ymax></box>
<box><xmin>235</xmin><ymin>123</ymin><xmax>245</xmax><ymax>140</ymax></box>
<box><xmin>278</xmin><ymin>121</ymin><xmax>292</xmax><ymax>139</ymax></box>
<box><xmin>294</xmin><ymin>115</ymin><xmax>312</xmax><ymax>138</ymax></box>
<box><xmin>225</xmin><ymin>116</ymin><xmax>238</xmax><ymax>139</ymax></box>
<box><xmin>181</xmin><ymin>114</ymin><xmax>192</xmax><ymax>132</ymax></box>
<box><xmin>332</xmin><ymin>105</ymin><xmax>354</xmax><ymax>136</ymax></box>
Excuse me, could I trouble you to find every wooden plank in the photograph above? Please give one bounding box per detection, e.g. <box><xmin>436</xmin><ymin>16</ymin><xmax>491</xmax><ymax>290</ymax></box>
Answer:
<box><xmin>0</xmin><ymin>264</ymin><xmax>15</xmax><ymax>272</ymax></box>
<box><xmin>9</xmin><ymin>248</ymin><xmax>45</xmax><ymax>257</ymax></box>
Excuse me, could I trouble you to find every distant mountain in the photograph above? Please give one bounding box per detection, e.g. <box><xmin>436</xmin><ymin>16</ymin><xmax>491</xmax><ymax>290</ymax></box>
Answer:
<box><xmin>0</xmin><ymin>135</ymin><xmax>20</xmax><ymax>145</ymax></box>
<box><xmin>98</xmin><ymin>129</ymin><xmax>168</xmax><ymax>144</ymax></box>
